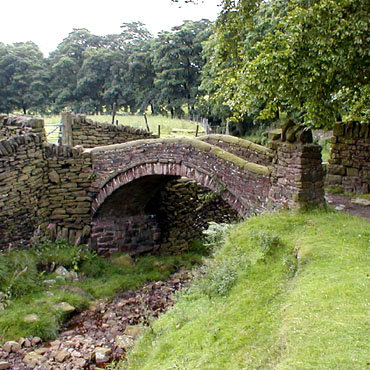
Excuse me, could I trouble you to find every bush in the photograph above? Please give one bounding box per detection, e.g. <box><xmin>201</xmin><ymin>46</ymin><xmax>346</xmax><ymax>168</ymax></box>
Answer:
<box><xmin>202</xmin><ymin>222</ymin><xmax>234</xmax><ymax>252</ymax></box>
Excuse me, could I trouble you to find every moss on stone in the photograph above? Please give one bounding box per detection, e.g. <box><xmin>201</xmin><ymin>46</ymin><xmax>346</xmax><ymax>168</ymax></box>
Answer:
<box><xmin>87</xmin><ymin>136</ymin><xmax>270</xmax><ymax>176</ymax></box>
<box><xmin>199</xmin><ymin>134</ymin><xmax>270</xmax><ymax>155</ymax></box>
<box><xmin>243</xmin><ymin>162</ymin><xmax>271</xmax><ymax>176</ymax></box>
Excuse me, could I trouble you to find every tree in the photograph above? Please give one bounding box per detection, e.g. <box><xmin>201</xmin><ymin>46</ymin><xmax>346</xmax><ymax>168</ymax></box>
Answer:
<box><xmin>203</xmin><ymin>0</ymin><xmax>369</xmax><ymax>128</ymax></box>
<box><xmin>48</xmin><ymin>28</ymin><xmax>102</xmax><ymax>111</ymax></box>
<box><xmin>153</xmin><ymin>20</ymin><xmax>212</xmax><ymax>118</ymax></box>
<box><xmin>0</xmin><ymin>42</ymin><xmax>50</xmax><ymax>114</ymax></box>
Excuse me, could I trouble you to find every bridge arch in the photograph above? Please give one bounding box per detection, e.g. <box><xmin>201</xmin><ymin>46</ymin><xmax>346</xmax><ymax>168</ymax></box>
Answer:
<box><xmin>87</xmin><ymin>138</ymin><xmax>272</xmax><ymax>254</ymax></box>
<box><xmin>89</xmin><ymin>137</ymin><xmax>272</xmax><ymax>218</ymax></box>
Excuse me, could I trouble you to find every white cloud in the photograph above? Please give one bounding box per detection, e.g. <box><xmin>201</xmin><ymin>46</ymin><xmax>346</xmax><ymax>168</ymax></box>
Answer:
<box><xmin>0</xmin><ymin>0</ymin><xmax>221</xmax><ymax>55</ymax></box>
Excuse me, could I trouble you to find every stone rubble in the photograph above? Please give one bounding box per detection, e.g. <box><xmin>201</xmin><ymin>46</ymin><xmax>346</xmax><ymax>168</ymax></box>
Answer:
<box><xmin>0</xmin><ymin>271</ymin><xmax>191</xmax><ymax>369</ymax></box>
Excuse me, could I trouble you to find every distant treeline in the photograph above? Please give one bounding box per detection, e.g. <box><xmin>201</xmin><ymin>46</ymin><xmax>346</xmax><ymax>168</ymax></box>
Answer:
<box><xmin>0</xmin><ymin>20</ymin><xmax>214</xmax><ymax>121</ymax></box>
<box><xmin>1</xmin><ymin>0</ymin><xmax>368</xmax><ymax>130</ymax></box>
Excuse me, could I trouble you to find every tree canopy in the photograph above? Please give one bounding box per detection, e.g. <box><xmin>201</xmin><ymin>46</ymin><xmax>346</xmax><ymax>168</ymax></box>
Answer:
<box><xmin>203</xmin><ymin>0</ymin><xmax>369</xmax><ymax>128</ymax></box>
<box><xmin>1</xmin><ymin>1</ymin><xmax>369</xmax><ymax>129</ymax></box>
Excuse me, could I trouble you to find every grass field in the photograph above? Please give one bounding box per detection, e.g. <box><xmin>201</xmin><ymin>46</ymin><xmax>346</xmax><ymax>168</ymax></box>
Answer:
<box><xmin>116</xmin><ymin>209</ymin><xmax>370</xmax><ymax>370</ymax></box>
<box><xmin>43</xmin><ymin>114</ymin><xmax>205</xmax><ymax>143</ymax></box>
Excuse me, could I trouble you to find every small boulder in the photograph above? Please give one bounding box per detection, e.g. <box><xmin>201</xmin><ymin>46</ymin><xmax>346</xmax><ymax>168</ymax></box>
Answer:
<box><xmin>110</xmin><ymin>253</ymin><xmax>134</xmax><ymax>268</ymax></box>
<box><xmin>55</xmin><ymin>266</ymin><xmax>71</xmax><ymax>280</ymax></box>
<box><xmin>93</xmin><ymin>347</ymin><xmax>112</xmax><ymax>365</ymax></box>
<box><xmin>352</xmin><ymin>197</ymin><xmax>370</xmax><ymax>206</ymax></box>
<box><xmin>23</xmin><ymin>351</ymin><xmax>43</xmax><ymax>366</ymax></box>
<box><xmin>23</xmin><ymin>314</ymin><xmax>40</xmax><ymax>323</ymax></box>
<box><xmin>0</xmin><ymin>361</ymin><xmax>11</xmax><ymax>370</ymax></box>
<box><xmin>31</xmin><ymin>337</ymin><xmax>42</xmax><ymax>346</ymax></box>
<box><xmin>54</xmin><ymin>350</ymin><xmax>71</xmax><ymax>362</ymax></box>
<box><xmin>2</xmin><ymin>341</ymin><xmax>21</xmax><ymax>353</ymax></box>
<box><xmin>114</xmin><ymin>335</ymin><xmax>134</xmax><ymax>350</ymax></box>
<box><xmin>54</xmin><ymin>302</ymin><xmax>75</xmax><ymax>313</ymax></box>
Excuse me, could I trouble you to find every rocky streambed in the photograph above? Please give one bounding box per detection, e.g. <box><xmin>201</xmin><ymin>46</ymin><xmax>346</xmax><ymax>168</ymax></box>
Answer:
<box><xmin>0</xmin><ymin>270</ymin><xmax>192</xmax><ymax>370</ymax></box>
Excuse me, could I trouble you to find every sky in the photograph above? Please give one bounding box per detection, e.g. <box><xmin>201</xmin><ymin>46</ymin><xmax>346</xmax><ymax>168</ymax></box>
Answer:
<box><xmin>0</xmin><ymin>0</ymin><xmax>221</xmax><ymax>56</ymax></box>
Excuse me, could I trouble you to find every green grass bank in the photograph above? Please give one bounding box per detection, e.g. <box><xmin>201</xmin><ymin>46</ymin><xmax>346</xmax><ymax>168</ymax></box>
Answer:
<box><xmin>118</xmin><ymin>210</ymin><xmax>369</xmax><ymax>370</ymax></box>
<box><xmin>0</xmin><ymin>239</ymin><xmax>203</xmax><ymax>342</ymax></box>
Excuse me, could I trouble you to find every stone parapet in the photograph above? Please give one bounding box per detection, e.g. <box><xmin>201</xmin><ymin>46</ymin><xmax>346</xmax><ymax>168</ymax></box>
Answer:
<box><xmin>269</xmin><ymin>125</ymin><xmax>325</xmax><ymax>208</ymax></box>
<box><xmin>198</xmin><ymin>134</ymin><xmax>273</xmax><ymax>166</ymax></box>
<box><xmin>0</xmin><ymin>115</ymin><xmax>46</xmax><ymax>142</ymax></box>
<box><xmin>65</xmin><ymin>113</ymin><xmax>152</xmax><ymax>148</ymax></box>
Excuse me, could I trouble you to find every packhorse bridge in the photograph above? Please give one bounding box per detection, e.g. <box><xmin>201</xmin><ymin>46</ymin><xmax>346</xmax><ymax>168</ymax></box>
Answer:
<box><xmin>0</xmin><ymin>113</ymin><xmax>328</xmax><ymax>254</ymax></box>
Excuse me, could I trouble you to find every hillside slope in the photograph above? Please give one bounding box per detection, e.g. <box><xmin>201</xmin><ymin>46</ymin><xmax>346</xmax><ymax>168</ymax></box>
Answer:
<box><xmin>118</xmin><ymin>210</ymin><xmax>369</xmax><ymax>370</ymax></box>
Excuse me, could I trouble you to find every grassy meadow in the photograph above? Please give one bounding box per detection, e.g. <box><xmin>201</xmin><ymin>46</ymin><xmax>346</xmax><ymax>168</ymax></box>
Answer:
<box><xmin>43</xmin><ymin>114</ymin><xmax>205</xmax><ymax>144</ymax></box>
<box><xmin>116</xmin><ymin>209</ymin><xmax>369</xmax><ymax>370</ymax></box>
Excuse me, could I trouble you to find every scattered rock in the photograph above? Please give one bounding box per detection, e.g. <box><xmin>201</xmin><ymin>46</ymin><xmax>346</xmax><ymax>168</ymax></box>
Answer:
<box><xmin>93</xmin><ymin>347</ymin><xmax>112</xmax><ymax>365</ymax></box>
<box><xmin>55</xmin><ymin>266</ymin><xmax>71</xmax><ymax>280</ymax></box>
<box><xmin>1</xmin><ymin>270</ymin><xmax>192</xmax><ymax>369</ymax></box>
<box><xmin>23</xmin><ymin>351</ymin><xmax>43</xmax><ymax>366</ymax></box>
<box><xmin>115</xmin><ymin>335</ymin><xmax>134</xmax><ymax>350</ymax></box>
<box><xmin>74</xmin><ymin>358</ymin><xmax>87</xmax><ymax>368</ymax></box>
<box><xmin>31</xmin><ymin>337</ymin><xmax>42</xmax><ymax>346</ymax></box>
<box><xmin>69</xmin><ymin>270</ymin><xmax>79</xmax><ymax>281</ymax></box>
<box><xmin>335</xmin><ymin>204</ymin><xmax>346</xmax><ymax>211</ymax></box>
<box><xmin>43</xmin><ymin>279</ymin><xmax>56</xmax><ymax>286</ymax></box>
<box><xmin>351</xmin><ymin>197</ymin><xmax>370</xmax><ymax>206</ymax></box>
<box><xmin>23</xmin><ymin>314</ymin><xmax>40</xmax><ymax>323</ymax></box>
<box><xmin>124</xmin><ymin>325</ymin><xmax>144</xmax><ymax>339</ymax></box>
<box><xmin>55</xmin><ymin>302</ymin><xmax>75</xmax><ymax>313</ymax></box>
<box><xmin>2</xmin><ymin>341</ymin><xmax>21</xmax><ymax>353</ymax></box>
<box><xmin>0</xmin><ymin>361</ymin><xmax>11</xmax><ymax>370</ymax></box>
<box><xmin>54</xmin><ymin>349</ymin><xmax>71</xmax><ymax>362</ymax></box>
<box><xmin>35</xmin><ymin>347</ymin><xmax>49</xmax><ymax>355</ymax></box>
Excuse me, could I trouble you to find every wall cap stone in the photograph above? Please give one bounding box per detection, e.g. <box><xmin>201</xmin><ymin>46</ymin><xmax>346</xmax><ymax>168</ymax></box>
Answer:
<box><xmin>198</xmin><ymin>134</ymin><xmax>271</xmax><ymax>156</ymax></box>
<box><xmin>85</xmin><ymin>137</ymin><xmax>271</xmax><ymax>176</ymax></box>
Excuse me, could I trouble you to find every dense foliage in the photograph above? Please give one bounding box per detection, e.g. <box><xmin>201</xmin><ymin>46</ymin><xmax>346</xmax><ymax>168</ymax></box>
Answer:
<box><xmin>0</xmin><ymin>20</ymin><xmax>210</xmax><ymax>118</ymax></box>
<box><xmin>202</xmin><ymin>0</ymin><xmax>369</xmax><ymax>128</ymax></box>
<box><xmin>1</xmin><ymin>0</ymin><xmax>369</xmax><ymax>128</ymax></box>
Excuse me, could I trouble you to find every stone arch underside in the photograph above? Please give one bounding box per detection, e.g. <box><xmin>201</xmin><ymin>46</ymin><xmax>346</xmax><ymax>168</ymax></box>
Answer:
<box><xmin>88</xmin><ymin>140</ymin><xmax>272</xmax><ymax>255</ymax></box>
<box><xmin>92</xmin><ymin>161</ymin><xmax>270</xmax><ymax>219</ymax></box>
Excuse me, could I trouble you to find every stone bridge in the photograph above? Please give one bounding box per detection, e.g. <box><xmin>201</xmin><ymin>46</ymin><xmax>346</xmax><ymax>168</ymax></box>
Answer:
<box><xmin>0</xmin><ymin>115</ymin><xmax>326</xmax><ymax>255</ymax></box>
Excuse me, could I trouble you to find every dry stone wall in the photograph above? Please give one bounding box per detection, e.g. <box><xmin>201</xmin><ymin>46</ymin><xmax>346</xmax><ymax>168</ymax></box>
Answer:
<box><xmin>40</xmin><ymin>145</ymin><xmax>93</xmax><ymax>245</ymax></box>
<box><xmin>0</xmin><ymin>132</ymin><xmax>45</xmax><ymax>249</ymax></box>
<box><xmin>69</xmin><ymin>114</ymin><xmax>152</xmax><ymax>148</ymax></box>
<box><xmin>0</xmin><ymin>115</ymin><xmax>46</xmax><ymax>141</ymax></box>
<box><xmin>1</xmin><ymin>114</ymin><xmax>327</xmax><ymax>255</ymax></box>
<box><xmin>90</xmin><ymin>215</ymin><xmax>161</xmax><ymax>256</ymax></box>
<box><xmin>327</xmin><ymin>122</ymin><xmax>369</xmax><ymax>193</ymax></box>
<box><xmin>0</xmin><ymin>116</ymin><xmax>94</xmax><ymax>249</ymax></box>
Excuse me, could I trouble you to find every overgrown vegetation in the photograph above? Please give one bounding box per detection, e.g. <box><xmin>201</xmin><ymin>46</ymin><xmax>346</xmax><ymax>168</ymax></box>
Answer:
<box><xmin>117</xmin><ymin>209</ymin><xmax>369</xmax><ymax>369</ymax></box>
<box><xmin>0</xmin><ymin>239</ymin><xmax>203</xmax><ymax>342</ymax></box>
